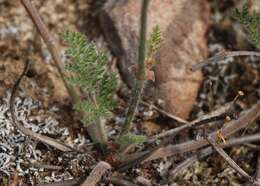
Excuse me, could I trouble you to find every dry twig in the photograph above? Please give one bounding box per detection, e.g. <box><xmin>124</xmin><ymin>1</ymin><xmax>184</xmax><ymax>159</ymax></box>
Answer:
<box><xmin>22</xmin><ymin>162</ymin><xmax>62</xmax><ymax>171</ymax></box>
<box><xmin>36</xmin><ymin>179</ymin><xmax>81</xmax><ymax>186</ymax></box>
<box><xmin>119</xmin><ymin>103</ymin><xmax>259</xmax><ymax>169</ymax></box>
<box><xmin>206</xmin><ymin>136</ymin><xmax>255</xmax><ymax>183</ymax></box>
<box><xmin>10</xmin><ymin>60</ymin><xmax>74</xmax><ymax>152</ymax></box>
<box><xmin>140</xmin><ymin>101</ymin><xmax>188</xmax><ymax>124</ymax></box>
<box><xmin>190</xmin><ymin>51</ymin><xmax>260</xmax><ymax>71</ymax></box>
<box><xmin>81</xmin><ymin>161</ymin><xmax>111</xmax><ymax>186</ymax></box>
<box><xmin>170</xmin><ymin>133</ymin><xmax>260</xmax><ymax>178</ymax></box>
<box><xmin>145</xmin><ymin>103</ymin><xmax>260</xmax><ymax>161</ymax></box>
<box><xmin>148</xmin><ymin>101</ymin><xmax>234</xmax><ymax>142</ymax></box>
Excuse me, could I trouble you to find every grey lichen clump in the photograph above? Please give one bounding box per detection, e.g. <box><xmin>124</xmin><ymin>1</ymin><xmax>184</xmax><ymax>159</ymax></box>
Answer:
<box><xmin>0</xmin><ymin>93</ymin><xmax>90</xmax><ymax>184</ymax></box>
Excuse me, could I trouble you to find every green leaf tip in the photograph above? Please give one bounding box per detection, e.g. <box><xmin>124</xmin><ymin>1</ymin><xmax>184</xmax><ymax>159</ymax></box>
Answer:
<box><xmin>147</xmin><ymin>25</ymin><xmax>163</xmax><ymax>58</ymax></box>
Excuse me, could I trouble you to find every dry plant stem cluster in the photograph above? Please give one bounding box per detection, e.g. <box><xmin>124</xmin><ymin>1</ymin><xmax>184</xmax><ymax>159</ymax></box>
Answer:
<box><xmin>119</xmin><ymin>101</ymin><xmax>236</xmax><ymax>170</ymax></box>
<box><xmin>119</xmin><ymin>103</ymin><xmax>260</xmax><ymax>170</ymax></box>
<box><xmin>145</xmin><ymin>102</ymin><xmax>260</xmax><ymax>161</ymax></box>
<box><xmin>191</xmin><ymin>51</ymin><xmax>260</xmax><ymax>71</ymax></box>
<box><xmin>120</xmin><ymin>0</ymin><xmax>150</xmax><ymax>136</ymax></box>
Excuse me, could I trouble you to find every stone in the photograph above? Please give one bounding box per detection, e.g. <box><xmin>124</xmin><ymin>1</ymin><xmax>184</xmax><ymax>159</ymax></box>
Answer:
<box><xmin>99</xmin><ymin>0</ymin><xmax>209</xmax><ymax>119</ymax></box>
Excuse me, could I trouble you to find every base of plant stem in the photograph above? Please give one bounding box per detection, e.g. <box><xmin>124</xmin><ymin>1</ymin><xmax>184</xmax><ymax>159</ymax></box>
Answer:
<box><xmin>86</xmin><ymin>117</ymin><xmax>108</xmax><ymax>146</ymax></box>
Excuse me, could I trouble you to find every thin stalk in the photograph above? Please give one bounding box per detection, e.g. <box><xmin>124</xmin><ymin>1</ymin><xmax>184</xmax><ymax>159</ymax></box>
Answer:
<box><xmin>21</xmin><ymin>0</ymin><xmax>107</xmax><ymax>145</ymax></box>
<box><xmin>86</xmin><ymin>95</ymin><xmax>108</xmax><ymax>144</ymax></box>
<box><xmin>120</xmin><ymin>0</ymin><xmax>150</xmax><ymax>136</ymax></box>
<box><xmin>86</xmin><ymin>117</ymin><xmax>108</xmax><ymax>144</ymax></box>
<box><xmin>21</xmin><ymin>0</ymin><xmax>78</xmax><ymax>103</ymax></box>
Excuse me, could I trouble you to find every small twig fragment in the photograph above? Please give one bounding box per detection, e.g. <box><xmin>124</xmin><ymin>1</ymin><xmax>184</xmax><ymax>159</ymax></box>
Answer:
<box><xmin>140</xmin><ymin>101</ymin><xmax>188</xmax><ymax>124</ymax></box>
<box><xmin>36</xmin><ymin>179</ymin><xmax>81</xmax><ymax>186</ymax></box>
<box><xmin>206</xmin><ymin>136</ymin><xmax>254</xmax><ymax>183</ymax></box>
<box><xmin>148</xmin><ymin>101</ymin><xmax>234</xmax><ymax>142</ymax></box>
<box><xmin>81</xmin><ymin>161</ymin><xmax>111</xmax><ymax>186</ymax></box>
<box><xmin>22</xmin><ymin>162</ymin><xmax>62</xmax><ymax>171</ymax></box>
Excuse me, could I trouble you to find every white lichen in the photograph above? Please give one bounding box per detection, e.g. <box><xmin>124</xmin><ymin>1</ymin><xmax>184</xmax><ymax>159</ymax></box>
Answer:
<box><xmin>0</xmin><ymin>93</ymin><xmax>93</xmax><ymax>184</ymax></box>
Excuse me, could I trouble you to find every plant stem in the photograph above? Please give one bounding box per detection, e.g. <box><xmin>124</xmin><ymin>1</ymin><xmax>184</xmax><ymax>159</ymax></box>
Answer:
<box><xmin>120</xmin><ymin>0</ymin><xmax>150</xmax><ymax>136</ymax></box>
<box><xmin>21</xmin><ymin>0</ymin><xmax>107</xmax><ymax>145</ymax></box>
<box><xmin>85</xmin><ymin>114</ymin><xmax>107</xmax><ymax>145</ymax></box>
<box><xmin>21</xmin><ymin>0</ymin><xmax>78</xmax><ymax>103</ymax></box>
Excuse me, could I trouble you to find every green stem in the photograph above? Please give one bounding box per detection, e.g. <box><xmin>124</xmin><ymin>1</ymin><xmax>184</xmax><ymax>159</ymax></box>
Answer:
<box><xmin>87</xmin><ymin>117</ymin><xmax>108</xmax><ymax>144</ymax></box>
<box><xmin>87</xmin><ymin>95</ymin><xmax>108</xmax><ymax>145</ymax></box>
<box><xmin>120</xmin><ymin>0</ymin><xmax>150</xmax><ymax>136</ymax></box>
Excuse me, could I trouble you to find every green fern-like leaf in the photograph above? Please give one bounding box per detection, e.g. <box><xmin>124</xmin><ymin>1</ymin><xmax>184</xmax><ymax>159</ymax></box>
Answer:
<box><xmin>75</xmin><ymin>100</ymin><xmax>111</xmax><ymax>125</ymax></box>
<box><xmin>233</xmin><ymin>4</ymin><xmax>260</xmax><ymax>47</ymax></box>
<box><xmin>62</xmin><ymin>31</ymin><xmax>118</xmax><ymax>125</ymax></box>
<box><xmin>118</xmin><ymin>134</ymin><xmax>146</xmax><ymax>146</ymax></box>
<box><xmin>147</xmin><ymin>25</ymin><xmax>162</xmax><ymax>58</ymax></box>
